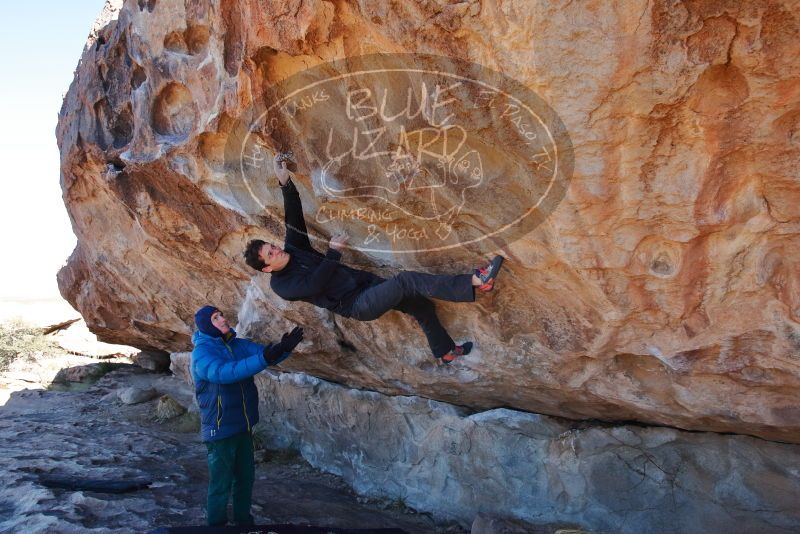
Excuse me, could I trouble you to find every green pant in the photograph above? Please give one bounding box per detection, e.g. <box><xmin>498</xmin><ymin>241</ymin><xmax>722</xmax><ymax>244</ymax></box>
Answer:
<box><xmin>205</xmin><ymin>431</ymin><xmax>255</xmax><ymax>526</ymax></box>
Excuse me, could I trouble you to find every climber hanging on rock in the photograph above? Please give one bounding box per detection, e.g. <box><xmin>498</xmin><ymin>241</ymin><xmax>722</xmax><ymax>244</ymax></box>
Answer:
<box><xmin>242</xmin><ymin>153</ymin><xmax>504</xmax><ymax>364</ymax></box>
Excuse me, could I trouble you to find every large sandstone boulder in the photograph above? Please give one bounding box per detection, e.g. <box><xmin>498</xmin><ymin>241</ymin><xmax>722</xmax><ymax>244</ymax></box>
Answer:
<box><xmin>57</xmin><ymin>0</ymin><xmax>800</xmax><ymax>443</ymax></box>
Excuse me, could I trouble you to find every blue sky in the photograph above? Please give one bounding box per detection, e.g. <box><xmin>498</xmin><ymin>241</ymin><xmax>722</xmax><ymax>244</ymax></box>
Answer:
<box><xmin>0</xmin><ymin>1</ymin><xmax>106</xmax><ymax>300</ymax></box>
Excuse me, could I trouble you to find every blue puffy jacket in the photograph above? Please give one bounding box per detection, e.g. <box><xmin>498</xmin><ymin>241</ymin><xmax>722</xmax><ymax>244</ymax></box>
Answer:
<box><xmin>191</xmin><ymin>330</ymin><xmax>284</xmax><ymax>442</ymax></box>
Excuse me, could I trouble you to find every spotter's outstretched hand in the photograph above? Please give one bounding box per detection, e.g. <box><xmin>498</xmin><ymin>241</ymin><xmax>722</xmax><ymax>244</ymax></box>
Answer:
<box><xmin>280</xmin><ymin>326</ymin><xmax>304</xmax><ymax>351</ymax></box>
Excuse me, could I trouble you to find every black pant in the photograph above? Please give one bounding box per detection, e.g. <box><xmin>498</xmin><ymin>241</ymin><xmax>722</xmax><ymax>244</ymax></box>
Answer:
<box><xmin>348</xmin><ymin>271</ymin><xmax>475</xmax><ymax>357</ymax></box>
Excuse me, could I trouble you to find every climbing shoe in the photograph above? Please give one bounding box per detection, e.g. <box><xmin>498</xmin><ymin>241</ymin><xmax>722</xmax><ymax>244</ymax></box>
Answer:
<box><xmin>475</xmin><ymin>255</ymin><xmax>504</xmax><ymax>291</ymax></box>
<box><xmin>441</xmin><ymin>341</ymin><xmax>473</xmax><ymax>364</ymax></box>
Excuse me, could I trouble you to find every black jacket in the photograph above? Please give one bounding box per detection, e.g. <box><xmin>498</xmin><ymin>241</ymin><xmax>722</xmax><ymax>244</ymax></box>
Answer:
<box><xmin>269</xmin><ymin>180</ymin><xmax>379</xmax><ymax>316</ymax></box>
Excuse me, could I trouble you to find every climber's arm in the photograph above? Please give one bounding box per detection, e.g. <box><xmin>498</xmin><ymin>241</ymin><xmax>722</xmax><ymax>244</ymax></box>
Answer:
<box><xmin>274</xmin><ymin>155</ymin><xmax>312</xmax><ymax>251</ymax></box>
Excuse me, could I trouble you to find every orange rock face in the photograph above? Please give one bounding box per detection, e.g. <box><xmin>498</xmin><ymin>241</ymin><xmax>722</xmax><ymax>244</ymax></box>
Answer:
<box><xmin>57</xmin><ymin>0</ymin><xmax>800</xmax><ymax>443</ymax></box>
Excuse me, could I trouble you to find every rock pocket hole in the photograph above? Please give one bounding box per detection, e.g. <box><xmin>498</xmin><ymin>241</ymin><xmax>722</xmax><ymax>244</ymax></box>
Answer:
<box><xmin>131</xmin><ymin>64</ymin><xmax>146</xmax><ymax>89</ymax></box>
<box><xmin>650</xmin><ymin>252</ymin><xmax>674</xmax><ymax>277</ymax></box>
<box><xmin>198</xmin><ymin>132</ymin><xmax>227</xmax><ymax>171</ymax></box>
<box><xmin>94</xmin><ymin>35</ymin><xmax>106</xmax><ymax>51</ymax></box>
<box><xmin>185</xmin><ymin>25</ymin><xmax>210</xmax><ymax>55</ymax></box>
<box><xmin>111</xmin><ymin>104</ymin><xmax>134</xmax><ymax>149</ymax></box>
<box><xmin>338</xmin><ymin>339</ymin><xmax>357</xmax><ymax>353</ymax></box>
<box><xmin>93</xmin><ymin>98</ymin><xmax>112</xmax><ymax>150</ymax></box>
<box><xmin>163</xmin><ymin>31</ymin><xmax>188</xmax><ymax>54</ymax></box>
<box><xmin>107</xmin><ymin>157</ymin><xmax>126</xmax><ymax>173</ymax></box>
<box><xmin>152</xmin><ymin>82</ymin><xmax>197</xmax><ymax>140</ymax></box>
<box><xmin>137</xmin><ymin>0</ymin><xmax>156</xmax><ymax>12</ymax></box>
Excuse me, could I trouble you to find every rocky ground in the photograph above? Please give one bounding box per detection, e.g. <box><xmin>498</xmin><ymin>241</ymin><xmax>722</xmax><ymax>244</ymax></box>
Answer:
<box><xmin>0</xmin><ymin>358</ymin><xmax>472</xmax><ymax>533</ymax></box>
